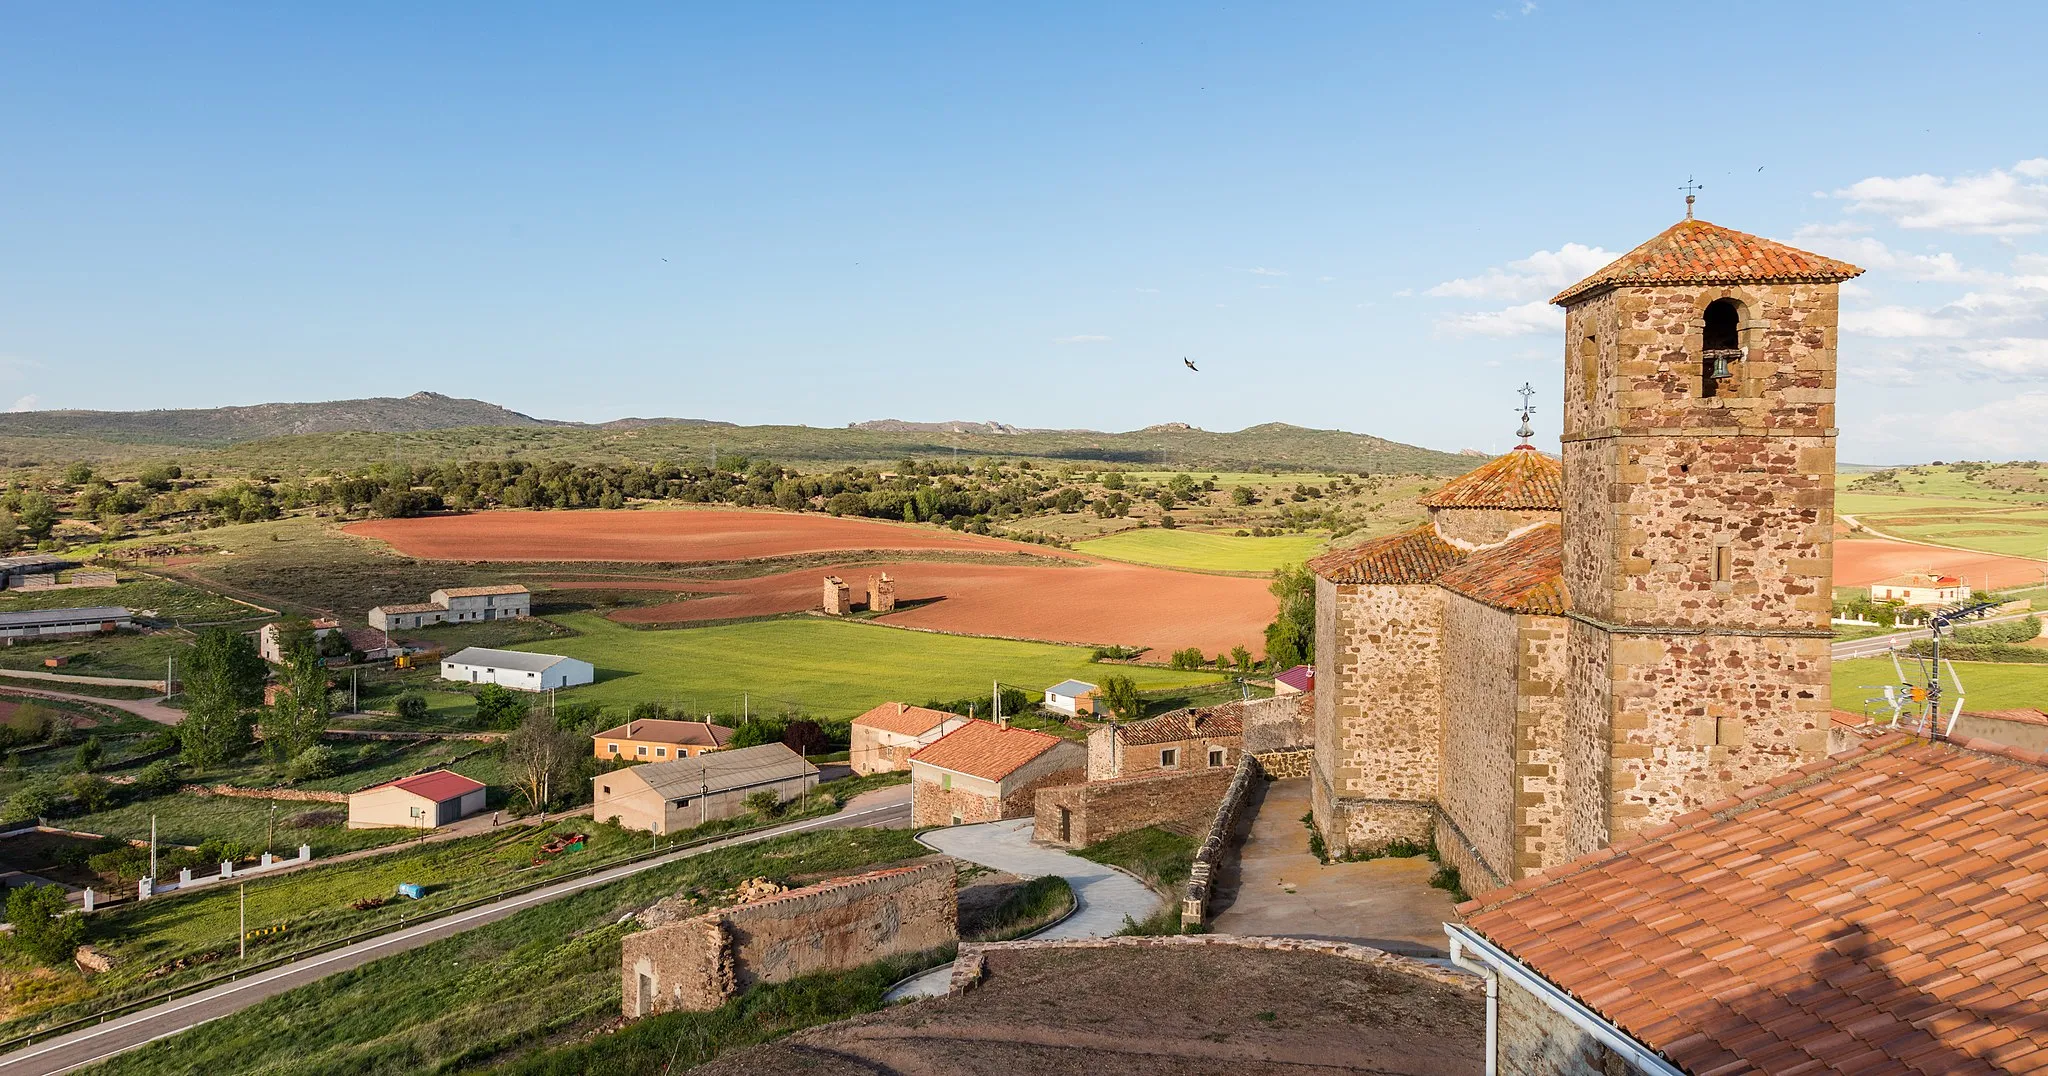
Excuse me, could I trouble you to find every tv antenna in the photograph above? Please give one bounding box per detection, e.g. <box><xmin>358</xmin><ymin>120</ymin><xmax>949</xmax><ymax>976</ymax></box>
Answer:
<box><xmin>1875</xmin><ymin>599</ymin><xmax>2001</xmax><ymax>737</ymax></box>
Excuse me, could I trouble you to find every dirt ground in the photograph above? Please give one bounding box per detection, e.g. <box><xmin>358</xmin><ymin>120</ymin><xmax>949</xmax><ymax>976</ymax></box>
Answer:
<box><xmin>1836</xmin><ymin>536</ymin><xmax>2048</xmax><ymax>590</ymax></box>
<box><xmin>695</xmin><ymin>944</ymin><xmax>1485</xmax><ymax>1076</ymax></box>
<box><xmin>559</xmin><ymin>558</ymin><xmax>1275</xmax><ymax>656</ymax></box>
<box><xmin>346</xmin><ymin>508</ymin><xmax>1071</xmax><ymax>564</ymax></box>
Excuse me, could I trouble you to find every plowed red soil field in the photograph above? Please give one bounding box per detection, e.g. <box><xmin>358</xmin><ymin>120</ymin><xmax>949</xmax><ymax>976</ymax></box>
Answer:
<box><xmin>1836</xmin><ymin>537</ymin><xmax>2048</xmax><ymax>590</ymax></box>
<box><xmin>345</xmin><ymin>509</ymin><xmax>1066</xmax><ymax>563</ymax></box>
<box><xmin>548</xmin><ymin>558</ymin><xmax>1274</xmax><ymax>656</ymax></box>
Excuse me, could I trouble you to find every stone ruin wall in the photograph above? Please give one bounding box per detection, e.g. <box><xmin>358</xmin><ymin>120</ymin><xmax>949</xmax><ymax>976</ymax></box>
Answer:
<box><xmin>622</xmin><ymin>861</ymin><xmax>957</xmax><ymax>1017</ymax></box>
<box><xmin>1033</xmin><ymin>766</ymin><xmax>1234</xmax><ymax>849</ymax></box>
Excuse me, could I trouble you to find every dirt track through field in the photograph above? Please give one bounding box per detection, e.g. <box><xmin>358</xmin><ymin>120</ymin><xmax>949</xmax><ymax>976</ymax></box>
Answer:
<box><xmin>553</xmin><ymin>558</ymin><xmax>1275</xmax><ymax>656</ymax></box>
<box><xmin>346</xmin><ymin>509</ymin><xmax>1075</xmax><ymax>563</ymax></box>
<box><xmin>1835</xmin><ymin>537</ymin><xmax>2048</xmax><ymax>590</ymax></box>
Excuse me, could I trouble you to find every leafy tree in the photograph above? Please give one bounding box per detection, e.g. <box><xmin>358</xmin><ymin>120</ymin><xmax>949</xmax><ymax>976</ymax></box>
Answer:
<box><xmin>178</xmin><ymin>627</ymin><xmax>264</xmax><ymax>769</ymax></box>
<box><xmin>261</xmin><ymin>650</ymin><xmax>330</xmax><ymax>764</ymax></box>
<box><xmin>133</xmin><ymin>759</ymin><xmax>181</xmax><ymax>796</ymax></box>
<box><xmin>62</xmin><ymin>772</ymin><xmax>113</xmax><ymax>813</ymax></box>
<box><xmin>6</xmin><ymin>884</ymin><xmax>83</xmax><ymax>966</ymax></box>
<box><xmin>1168</xmin><ymin>473</ymin><xmax>1200</xmax><ymax>499</ymax></box>
<box><xmin>726</xmin><ymin>718</ymin><xmax>787</xmax><ymax>749</ymax></box>
<box><xmin>270</xmin><ymin>615</ymin><xmax>318</xmax><ymax>661</ymax></box>
<box><xmin>285</xmin><ymin>744</ymin><xmax>338</xmax><ymax>782</ymax></box>
<box><xmin>504</xmin><ymin>706</ymin><xmax>579</xmax><ymax>810</ymax></box>
<box><xmin>0</xmin><ymin>508</ymin><xmax>17</xmax><ymax>552</ymax></box>
<box><xmin>395</xmin><ymin>692</ymin><xmax>429</xmax><ymax>722</ymax></box>
<box><xmin>1169</xmin><ymin>648</ymin><xmax>1207</xmax><ymax>670</ymax></box>
<box><xmin>73</xmin><ymin>736</ymin><xmax>103</xmax><ymax>773</ymax></box>
<box><xmin>1099</xmin><ymin>675</ymin><xmax>1141</xmax><ymax>721</ymax></box>
<box><xmin>1101</xmin><ymin>472</ymin><xmax>1126</xmax><ymax>490</ymax></box>
<box><xmin>16</xmin><ymin>493</ymin><xmax>56</xmax><ymax>541</ymax></box>
<box><xmin>62</xmin><ymin>462</ymin><xmax>93</xmax><ymax>486</ymax></box>
<box><xmin>1230</xmin><ymin>486</ymin><xmax>1257</xmax><ymax>506</ymax></box>
<box><xmin>1158</xmin><ymin>512</ymin><xmax>1177</xmax><ymax>529</ymax></box>
<box><xmin>2</xmin><ymin>777</ymin><xmax>61</xmax><ymax>823</ymax></box>
<box><xmin>136</xmin><ymin>463</ymin><xmax>180</xmax><ymax>492</ymax></box>
<box><xmin>781</xmin><ymin>719</ymin><xmax>827</xmax><ymax>757</ymax></box>
<box><xmin>473</xmin><ymin>683</ymin><xmax>528</xmax><ymax>729</ymax></box>
<box><xmin>1263</xmin><ymin>564</ymin><xmax>1317</xmax><ymax>672</ymax></box>
<box><xmin>744</xmin><ymin>790</ymin><xmax>783</xmax><ymax>817</ymax></box>
<box><xmin>1230</xmin><ymin>645</ymin><xmax>1254</xmax><ymax>675</ymax></box>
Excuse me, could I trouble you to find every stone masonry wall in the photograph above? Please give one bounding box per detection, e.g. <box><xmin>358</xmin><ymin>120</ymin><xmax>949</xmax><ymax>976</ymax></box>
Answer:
<box><xmin>621</xmin><ymin>861</ymin><xmax>957</xmax><ymax>1017</ymax></box>
<box><xmin>1431</xmin><ymin>507</ymin><xmax>1561</xmax><ymax>548</ymax></box>
<box><xmin>1512</xmin><ymin>615</ymin><xmax>1572</xmax><ymax>875</ymax></box>
<box><xmin>1438</xmin><ymin>592</ymin><xmax>1519</xmax><ymax>886</ymax></box>
<box><xmin>1312</xmin><ymin>581</ymin><xmax>1446</xmax><ymax>853</ymax></box>
<box><xmin>1495</xmin><ymin>972</ymin><xmax>1622</xmax><ymax>1076</ymax></box>
<box><xmin>912</xmin><ymin>781</ymin><xmax>1002</xmax><ymax>827</ymax></box>
<box><xmin>1253</xmin><ymin>749</ymin><xmax>1313</xmax><ymax>778</ymax></box>
<box><xmin>1033</xmin><ymin>767</ymin><xmax>1233</xmax><ymax>848</ymax></box>
<box><xmin>999</xmin><ymin>765</ymin><xmax>1085</xmax><ymax>820</ymax></box>
<box><xmin>1560</xmin><ymin>619</ymin><xmax>1614</xmax><ymax>860</ymax></box>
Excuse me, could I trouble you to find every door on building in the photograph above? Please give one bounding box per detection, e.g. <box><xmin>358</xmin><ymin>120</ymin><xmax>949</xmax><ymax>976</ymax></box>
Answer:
<box><xmin>1059</xmin><ymin>806</ymin><xmax>1071</xmax><ymax>843</ymax></box>
<box><xmin>637</xmin><ymin>972</ymin><xmax>654</xmax><ymax>1016</ymax></box>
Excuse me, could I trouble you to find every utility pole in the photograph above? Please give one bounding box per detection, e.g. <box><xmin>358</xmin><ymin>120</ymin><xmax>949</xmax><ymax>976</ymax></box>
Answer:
<box><xmin>239</xmin><ymin>883</ymin><xmax>247</xmax><ymax>961</ymax></box>
<box><xmin>268</xmin><ymin>802</ymin><xmax>277</xmax><ymax>854</ymax></box>
<box><xmin>148</xmin><ymin>814</ymin><xmax>157</xmax><ymax>889</ymax></box>
<box><xmin>351</xmin><ymin>668</ymin><xmax>358</xmax><ymax>713</ymax></box>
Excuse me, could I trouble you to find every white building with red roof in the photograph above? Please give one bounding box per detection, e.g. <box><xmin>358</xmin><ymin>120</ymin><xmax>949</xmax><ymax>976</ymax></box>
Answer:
<box><xmin>1870</xmin><ymin>571</ymin><xmax>1970</xmax><ymax>607</ymax></box>
<box><xmin>908</xmin><ymin>720</ymin><xmax>1084</xmax><ymax>827</ymax></box>
<box><xmin>347</xmin><ymin>769</ymin><xmax>487</xmax><ymax>829</ymax></box>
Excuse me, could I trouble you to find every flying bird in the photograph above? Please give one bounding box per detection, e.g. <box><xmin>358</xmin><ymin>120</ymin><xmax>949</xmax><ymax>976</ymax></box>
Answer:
<box><xmin>1183</xmin><ymin>358</ymin><xmax>1199</xmax><ymax>372</ymax></box>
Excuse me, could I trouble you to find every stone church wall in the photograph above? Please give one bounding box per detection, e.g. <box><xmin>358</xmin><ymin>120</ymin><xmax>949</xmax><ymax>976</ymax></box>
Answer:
<box><xmin>1312</xmin><ymin>578</ymin><xmax>1446</xmax><ymax>856</ymax></box>
<box><xmin>1439</xmin><ymin>593</ymin><xmax>1519</xmax><ymax>887</ymax></box>
<box><xmin>1431</xmin><ymin>507</ymin><xmax>1560</xmax><ymax>548</ymax></box>
<box><xmin>1560</xmin><ymin>619</ymin><xmax>1613</xmax><ymax>861</ymax></box>
<box><xmin>1512</xmin><ymin>614</ymin><xmax>1572</xmax><ymax>875</ymax></box>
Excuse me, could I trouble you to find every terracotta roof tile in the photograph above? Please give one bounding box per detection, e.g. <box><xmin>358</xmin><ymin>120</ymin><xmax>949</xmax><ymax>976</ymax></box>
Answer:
<box><xmin>1418</xmin><ymin>446</ymin><xmax>1563</xmax><ymax>510</ymax></box>
<box><xmin>909</xmin><ymin>719</ymin><xmax>1069</xmax><ymax>782</ymax></box>
<box><xmin>1467</xmin><ymin>735</ymin><xmax>2048</xmax><ymax>1075</ymax></box>
<box><xmin>1307</xmin><ymin>524</ymin><xmax>1465</xmax><ymax>585</ymax></box>
<box><xmin>594</xmin><ymin>718</ymin><xmax>734</xmax><ymax>747</ymax></box>
<box><xmin>436</xmin><ymin>585</ymin><xmax>531</xmax><ymax>597</ymax></box>
<box><xmin>377</xmin><ymin>768</ymin><xmax>485</xmax><ymax>803</ymax></box>
<box><xmin>1552</xmin><ymin>217</ymin><xmax>1865</xmax><ymax>305</ymax></box>
<box><xmin>1116</xmin><ymin>699</ymin><xmax>1251</xmax><ymax>746</ymax></box>
<box><xmin>1436</xmin><ymin>523</ymin><xmax>1568</xmax><ymax>615</ymax></box>
<box><xmin>852</xmin><ymin>702</ymin><xmax>960</xmax><ymax>737</ymax></box>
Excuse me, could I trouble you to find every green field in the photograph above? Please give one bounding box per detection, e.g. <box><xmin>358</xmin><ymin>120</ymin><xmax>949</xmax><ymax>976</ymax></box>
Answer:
<box><xmin>1839</xmin><ymin>465</ymin><xmax>2048</xmax><ymax>560</ymax></box>
<box><xmin>519</xmin><ymin>613</ymin><xmax>1220</xmax><ymax>717</ymax></box>
<box><xmin>1072</xmin><ymin>528</ymin><xmax>1329</xmax><ymax>573</ymax></box>
<box><xmin>1833</xmin><ymin>658</ymin><xmax>2048</xmax><ymax>715</ymax></box>
<box><xmin>0</xmin><ymin>576</ymin><xmax>259</xmax><ymax>625</ymax></box>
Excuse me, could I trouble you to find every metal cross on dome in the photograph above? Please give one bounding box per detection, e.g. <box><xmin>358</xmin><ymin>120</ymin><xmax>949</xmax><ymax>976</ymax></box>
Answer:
<box><xmin>1515</xmin><ymin>382</ymin><xmax>1536</xmax><ymax>445</ymax></box>
<box><xmin>1680</xmin><ymin>175</ymin><xmax>1704</xmax><ymax>219</ymax></box>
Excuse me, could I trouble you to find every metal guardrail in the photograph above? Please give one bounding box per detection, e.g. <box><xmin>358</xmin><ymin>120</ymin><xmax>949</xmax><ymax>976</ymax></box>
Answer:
<box><xmin>0</xmin><ymin>805</ymin><xmax>864</xmax><ymax>1055</ymax></box>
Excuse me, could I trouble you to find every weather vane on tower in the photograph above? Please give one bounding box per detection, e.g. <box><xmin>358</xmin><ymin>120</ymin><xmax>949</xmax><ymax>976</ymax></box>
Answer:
<box><xmin>1515</xmin><ymin>382</ymin><xmax>1537</xmax><ymax>446</ymax></box>
<box><xmin>1680</xmin><ymin>175</ymin><xmax>1704</xmax><ymax>219</ymax></box>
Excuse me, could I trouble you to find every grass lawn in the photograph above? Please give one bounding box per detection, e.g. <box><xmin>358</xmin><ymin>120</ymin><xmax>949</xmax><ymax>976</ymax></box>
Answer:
<box><xmin>1833</xmin><ymin>657</ymin><xmax>2048</xmax><ymax>714</ymax></box>
<box><xmin>89</xmin><ymin>827</ymin><xmax>928</xmax><ymax>1075</ymax></box>
<box><xmin>522</xmin><ymin>613</ymin><xmax>1221</xmax><ymax>718</ymax></box>
<box><xmin>0</xmin><ymin>631</ymin><xmax>189</xmax><ymax>681</ymax></box>
<box><xmin>1072</xmin><ymin>528</ymin><xmax>1329</xmax><ymax>573</ymax></box>
<box><xmin>0</xmin><ymin>576</ymin><xmax>259</xmax><ymax>626</ymax></box>
<box><xmin>1839</xmin><ymin>476</ymin><xmax>2048</xmax><ymax>560</ymax></box>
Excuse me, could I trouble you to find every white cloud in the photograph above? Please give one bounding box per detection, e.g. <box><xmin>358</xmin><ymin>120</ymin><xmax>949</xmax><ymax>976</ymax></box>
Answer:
<box><xmin>1954</xmin><ymin>337</ymin><xmax>2048</xmax><ymax>379</ymax></box>
<box><xmin>8</xmin><ymin>395</ymin><xmax>37</xmax><ymax>412</ymax></box>
<box><xmin>1439</xmin><ymin>300</ymin><xmax>1561</xmax><ymax>338</ymax></box>
<box><xmin>1134</xmin><ymin>287</ymin><xmax>1160</xmax><ymax>294</ymax></box>
<box><xmin>1842</xmin><ymin>305</ymin><xmax>1968</xmax><ymax>339</ymax></box>
<box><xmin>1427</xmin><ymin>243</ymin><xmax>1616</xmax><ymax>300</ymax></box>
<box><xmin>1929</xmin><ymin>391</ymin><xmax>2048</xmax><ymax>455</ymax></box>
<box><xmin>1246</xmin><ymin>266</ymin><xmax>1287</xmax><ymax>277</ymax></box>
<box><xmin>1054</xmin><ymin>335</ymin><xmax>1111</xmax><ymax>345</ymax></box>
<box><xmin>1792</xmin><ymin>230</ymin><xmax>1979</xmax><ymax>283</ymax></box>
<box><xmin>1833</xmin><ymin>159</ymin><xmax>2048</xmax><ymax>236</ymax></box>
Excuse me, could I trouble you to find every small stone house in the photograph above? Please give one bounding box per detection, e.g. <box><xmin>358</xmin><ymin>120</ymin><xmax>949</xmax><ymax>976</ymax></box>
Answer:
<box><xmin>821</xmin><ymin>576</ymin><xmax>852</xmax><ymax>615</ymax></box>
<box><xmin>257</xmin><ymin>618</ymin><xmax>340</xmax><ymax>663</ymax></box>
<box><xmin>1449</xmin><ymin>734</ymin><xmax>2048</xmax><ymax>1076</ymax></box>
<box><xmin>347</xmin><ymin>769</ymin><xmax>487</xmax><ymax>829</ymax></box>
<box><xmin>866</xmin><ymin>573</ymin><xmax>897</xmax><ymax>613</ymax></box>
<box><xmin>909</xmin><ymin>720</ymin><xmax>1085</xmax><ymax>827</ymax></box>
<box><xmin>593</xmin><ymin>743</ymin><xmax>819</xmax><ymax>835</ymax></box>
<box><xmin>593</xmin><ymin>718</ymin><xmax>735</xmax><ymax>761</ymax></box>
<box><xmin>369</xmin><ymin>584</ymin><xmax>531</xmax><ymax>630</ymax></box>
<box><xmin>849</xmin><ymin>702</ymin><xmax>968</xmax><ymax>775</ymax></box>
<box><xmin>1086</xmin><ymin>705</ymin><xmax>1245</xmax><ymax>781</ymax></box>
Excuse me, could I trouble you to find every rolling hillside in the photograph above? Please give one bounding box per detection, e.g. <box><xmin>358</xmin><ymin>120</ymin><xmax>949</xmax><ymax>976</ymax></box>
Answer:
<box><xmin>0</xmin><ymin>391</ymin><xmax>569</xmax><ymax>446</ymax></box>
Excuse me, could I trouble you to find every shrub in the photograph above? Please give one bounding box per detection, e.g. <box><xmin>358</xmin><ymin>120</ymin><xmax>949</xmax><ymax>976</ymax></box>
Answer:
<box><xmin>133</xmin><ymin>759</ymin><xmax>181</xmax><ymax>795</ymax></box>
<box><xmin>474</xmin><ymin>683</ymin><xmax>527</xmax><ymax>729</ymax></box>
<box><xmin>74</xmin><ymin>736</ymin><xmax>104</xmax><ymax>773</ymax></box>
<box><xmin>5</xmin><ymin>884</ymin><xmax>82</xmax><ymax>966</ymax></box>
<box><xmin>744</xmin><ymin>790</ymin><xmax>782</xmax><ymax>817</ymax></box>
<box><xmin>395</xmin><ymin>692</ymin><xmax>429</xmax><ymax>722</ymax></box>
<box><xmin>63</xmin><ymin>772</ymin><xmax>115</xmax><ymax>813</ymax></box>
<box><xmin>88</xmin><ymin>845</ymin><xmax>152</xmax><ymax>885</ymax></box>
<box><xmin>286</xmin><ymin>744</ymin><xmax>339</xmax><ymax>783</ymax></box>
<box><xmin>1168</xmin><ymin>647</ymin><xmax>1207</xmax><ymax>671</ymax></box>
<box><xmin>3</xmin><ymin>777</ymin><xmax>63</xmax><ymax>824</ymax></box>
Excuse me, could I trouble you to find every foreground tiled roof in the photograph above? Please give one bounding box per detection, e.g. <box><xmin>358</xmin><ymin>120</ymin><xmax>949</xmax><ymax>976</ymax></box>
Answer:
<box><xmin>910</xmin><ymin>720</ymin><xmax>1068</xmax><ymax>782</ymax></box>
<box><xmin>1435</xmin><ymin>524</ymin><xmax>1568</xmax><ymax>615</ymax></box>
<box><xmin>1117</xmin><ymin>702</ymin><xmax>1247</xmax><ymax>747</ymax></box>
<box><xmin>1307</xmin><ymin>524</ymin><xmax>1466</xmax><ymax>584</ymax></box>
<box><xmin>1464</xmin><ymin>734</ymin><xmax>2048</xmax><ymax>1076</ymax></box>
<box><xmin>594</xmin><ymin>718</ymin><xmax>734</xmax><ymax>747</ymax></box>
<box><xmin>377</xmin><ymin>769</ymin><xmax>486</xmax><ymax>802</ymax></box>
<box><xmin>852</xmin><ymin>702</ymin><xmax>959</xmax><ymax>737</ymax></box>
<box><xmin>1552</xmin><ymin>217</ymin><xmax>1864</xmax><ymax>305</ymax></box>
<box><xmin>1418</xmin><ymin>446</ymin><xmax>1562</xmax><ymax>510</ymax></box>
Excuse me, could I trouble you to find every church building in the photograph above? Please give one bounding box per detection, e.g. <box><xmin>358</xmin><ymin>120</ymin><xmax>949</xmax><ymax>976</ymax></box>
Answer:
<box><xmin>1307</xmin><ymin>213</ymin><xmax>1863</xmax><ymax>895</ymax></box>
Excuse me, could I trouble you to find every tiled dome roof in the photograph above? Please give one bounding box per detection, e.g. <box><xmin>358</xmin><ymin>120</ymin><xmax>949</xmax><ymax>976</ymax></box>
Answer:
<box><xmin>1418</xmin><ymin>446</ymin><xmax>1562</xmax><ymax>511</ymax></box>
<box><xmin>1552</xmin><ymin>217</ymin><xmax>1864</xmax><ymax>305</ymax></box>
<box><xmin>1436</xmin><ymin>523</ymin><xmax>1568</xmax><ymax>615</ymax></box>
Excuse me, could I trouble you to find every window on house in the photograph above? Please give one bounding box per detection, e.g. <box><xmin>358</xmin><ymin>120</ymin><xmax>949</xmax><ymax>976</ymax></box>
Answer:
<box><xmin>1209</xmin><ymin>747</ymin><xmax>1226</xmax><ymax>767</ymax></box>
<box><xmin>941</xmin><ymin>773</ymin><xmax>952</xmax><ymax>790</ymax></box>
<box><xmin>1713</xmin><ymin>545</ymin><xmax>1733</xmax><ymax>582</ymax></box>
<box><xmin>607</xmin><ymin>743</ymin><xmax>619</xmax><ymax>754</ymax></box>
<box><xmin>601</xmin><ymin>785</ymin><xmax>610</xmax><ymax>794</ymax></box>
<box><xmin>656</xmin><ymin>747</ymin><xmax>667</xmax><ymax>758</ymax></box>
<box><xmin>637</xmin><ymin>746</ymin><xmax>648</xmax><ymax>756</ymax></box>
<box><xmin>1702</xmin><ymin>298</ymin><xmax>1742</xmax><ymax>398</ymax></box>
<box><xmin>1160</xmin><ymin>748</ymin><xmax>1179</xmax><ymax>768</ymax></box>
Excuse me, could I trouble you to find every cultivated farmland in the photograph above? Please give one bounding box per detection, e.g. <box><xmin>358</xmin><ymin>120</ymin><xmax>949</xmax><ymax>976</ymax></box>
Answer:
<box><xmin>515</xmin><ymin>613</ymin><xmax>1220</xmax><ymax>717</ymax></box>
<box><xmin>1071</xmin><ymin>528</ymin><xmax>1329</xmax><ymax>573</ymax></box>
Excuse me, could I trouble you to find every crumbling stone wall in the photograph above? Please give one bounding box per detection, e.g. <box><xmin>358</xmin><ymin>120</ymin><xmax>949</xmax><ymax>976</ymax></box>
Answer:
<box><xmin>1033</xmin><ymin>767</ymin><xmax>1233</xmax><ymax>848</ymax></box>
<box><xmin>822</xmin><ymin>576</ymin><xmax>852</xmax><ymax>615</ymax></box>
<box><xmin>867</xmin><ymin>573</ymin><xmax>896</xmax><ymax>613</ymax></box>
<box><xmin>1312</xmin><ymin>579</ymin><xmax>1445</xmax><ymax>856</ymax></box>
<box><xmin>621</xmin><ymin>861</ymin><xmax>956</xmax><ymax>1017</ymax></box>
<box><xmin>1239</xmin><ymin>693</ymin><xmax>1314</xmax><ymax>755</ymax></box>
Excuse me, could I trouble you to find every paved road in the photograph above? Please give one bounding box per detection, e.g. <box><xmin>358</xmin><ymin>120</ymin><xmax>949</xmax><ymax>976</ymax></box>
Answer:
<box><xmin>0</xmin><ymin>787</ymin><xmax>911</xmax><ymax>1076</ymax></box>
<box><xmin>1831</xmin><ymin>610</ymin><xmax>2040</xmax><ymax>660</ymax></box>
<box><xmin>885</xmin><ymin>817</ymin><xmax>1160</xmax><ymax>1001</ymax></box>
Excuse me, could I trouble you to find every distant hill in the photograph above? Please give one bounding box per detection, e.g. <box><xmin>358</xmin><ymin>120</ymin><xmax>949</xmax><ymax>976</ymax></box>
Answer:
<box><xmin>0</xmin><ymin>393</ymin><xmax>1474</xmax><ymax>476</ymax></box>
<box><xmin>0</xmin><ymin>392</ymin><xmax>571</xmax><ymax>446</ymax></box>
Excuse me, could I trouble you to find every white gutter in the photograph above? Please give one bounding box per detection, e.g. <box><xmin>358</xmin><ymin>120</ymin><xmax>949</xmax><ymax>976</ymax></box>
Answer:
<box><xmin>1445</xmin><ymin>929</ymin><xmax>1500</xmax><ymax>1076</ymax></box>
<box><xmin>1444</xmin><ymin>923</ymin><xmax>1688</xmax><ymax>1076</ymax></box>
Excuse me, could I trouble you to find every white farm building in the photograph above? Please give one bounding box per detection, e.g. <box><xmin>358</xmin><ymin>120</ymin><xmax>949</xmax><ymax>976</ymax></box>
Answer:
<box><xmin>440</xmin><ymin>647</ymin><xmax>593</xmax><ymax>691</ymax></box>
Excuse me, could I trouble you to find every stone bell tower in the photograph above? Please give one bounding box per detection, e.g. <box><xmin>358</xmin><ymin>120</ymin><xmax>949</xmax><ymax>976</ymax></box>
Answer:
<box><xmin>1554</xmin><ymin>211</ymin><xmax>1863</xmax><ymax>857</ymax></box>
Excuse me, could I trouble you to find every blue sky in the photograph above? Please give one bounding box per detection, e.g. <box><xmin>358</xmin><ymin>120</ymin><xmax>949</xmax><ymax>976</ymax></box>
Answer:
<box><xmin>2</xmin><ymin>3</ymin><xmax>2044</xmax><ymax>462</ymax></box>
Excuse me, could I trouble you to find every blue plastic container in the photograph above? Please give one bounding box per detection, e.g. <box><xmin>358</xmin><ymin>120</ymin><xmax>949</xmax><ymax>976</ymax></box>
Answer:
<box><xmin>396</xmin><ymin>883</ymin><xmax>425</xmax><ymax>900</ymax></box>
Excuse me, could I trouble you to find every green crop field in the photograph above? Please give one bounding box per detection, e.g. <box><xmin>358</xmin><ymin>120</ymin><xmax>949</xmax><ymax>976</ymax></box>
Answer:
<box><xmin>1073</xmin><ymin>528</ymin><xmax>1328</xmax><ymax>573</ymax></box>
<box><xmin>518</xmin><ymin>613</ymin><xmax>1220</xmax><ymax>717</ymax></box>
<box><xmin>1832</xmin><ymin>657</ymin><xmax>2048</xmax><ymax>715</ymax></box>
<box><xmin>1838</xmin><ymin>465</ymin><xmax>2048</xmax><ymax>561</ymax></box>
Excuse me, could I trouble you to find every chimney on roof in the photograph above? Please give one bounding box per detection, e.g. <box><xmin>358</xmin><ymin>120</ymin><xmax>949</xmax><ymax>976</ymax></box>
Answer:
<box><xmin>1306</xmin><ymin>666</ymin><xmax>1314</xmax><ymax>688</ymax></box>
<box><xmin>898</xmin><ymin>702</ymin><xmax>906</xmax><ymax>714</ymax></box>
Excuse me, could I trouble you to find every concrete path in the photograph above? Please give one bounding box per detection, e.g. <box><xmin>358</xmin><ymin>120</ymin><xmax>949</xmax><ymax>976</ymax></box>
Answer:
<box><xmin>885</xmin><ymin>817</ymin><xmax>1161</xmax><ymax>1001</ymax></box>
<box><xmin>1207</xmin><ymin>778</ymin><xmax>1459</xmax><ymax>957</ymax></box>
<box><xmin>0</xmin><ymin>685</ymin><xmax>183</xmax><ymax>726</ymax></box>
<box><xmin>0</xmin><ymin>786</ymin><xmax>912</xmax><ymax>1076</ymax></box>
